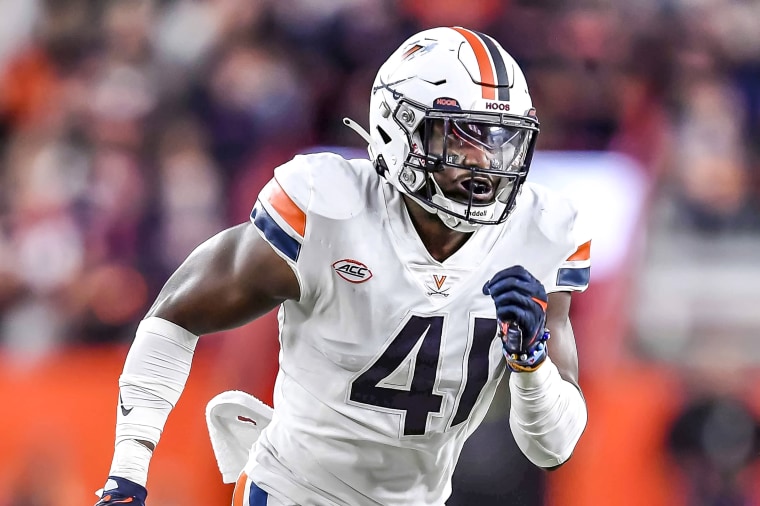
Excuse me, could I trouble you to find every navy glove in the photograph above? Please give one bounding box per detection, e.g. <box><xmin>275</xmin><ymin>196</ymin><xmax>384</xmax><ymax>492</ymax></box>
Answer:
<box><xmin>95</xmin><ymin>476</ymin><xmax>147</xmax><ymax>506</ymax></box>
<box><xmin>483</xmin><ymin>265</ymin><xmax>550</xmax><ymax>372</ymax></box>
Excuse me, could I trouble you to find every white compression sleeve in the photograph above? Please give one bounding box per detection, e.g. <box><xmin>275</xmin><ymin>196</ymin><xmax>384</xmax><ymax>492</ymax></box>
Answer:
<box><xmin>109</xmin><ymin>317</ymin><xmax>199</xmax><ymax>486</ymax></box>
<box><xmin>509</xmin><ymin>357</ymin><xmax>588</xmax><ymax>468</ymax></box>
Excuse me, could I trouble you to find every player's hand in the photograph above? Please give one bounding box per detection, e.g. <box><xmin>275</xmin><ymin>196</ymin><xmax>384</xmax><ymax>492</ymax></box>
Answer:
<box><xmin>94</xmin><ymin>476</ymin><xmax>147</xmax><ymax>506</ymax></box>
<box><xmin>483</xmin><ymin>265</ymin><xmax>550</xmax><ymax>372</ymax></box>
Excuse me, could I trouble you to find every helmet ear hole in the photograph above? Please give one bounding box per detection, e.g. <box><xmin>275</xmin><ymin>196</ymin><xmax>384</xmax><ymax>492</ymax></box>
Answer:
<box><xmin>376</xmin><ymin>126</ymin><xmax>392</xmax><ymax>144</ymax></box>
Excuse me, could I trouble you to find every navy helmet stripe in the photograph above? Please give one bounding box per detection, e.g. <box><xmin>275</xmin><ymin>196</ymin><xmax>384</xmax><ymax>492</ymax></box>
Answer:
<box><xmin>474</xmin><ymin>31</ymin><xmax>510</xmax><ymax>101</ymax></box>
<box><xmin>251</xmin><ymin>207</ymin><xmax>301</xmax><ymax>262</ymax></box>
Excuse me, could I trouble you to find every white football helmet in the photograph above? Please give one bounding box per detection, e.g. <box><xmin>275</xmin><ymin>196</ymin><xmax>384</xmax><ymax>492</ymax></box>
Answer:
<box><xmin>345</xmin><ymin>27</ymin><xmax>539</xmax><ymax>232</ymax></box>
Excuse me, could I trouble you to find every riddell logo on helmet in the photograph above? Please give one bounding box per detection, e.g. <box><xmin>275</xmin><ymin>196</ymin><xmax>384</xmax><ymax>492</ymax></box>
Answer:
<box><xmin>433</xmin><ymin>97</ymin><xmax>461</xmax><ymax>110</ymax></box>
<box><xmin>485</xmin><ymin>102</ymin><xmax>510</xmax><ymax>111</ymax></box>
<box><xmin>468</xmin><ymin>209</ymin><xmax>489</xmax><ymax>217</ymax></box>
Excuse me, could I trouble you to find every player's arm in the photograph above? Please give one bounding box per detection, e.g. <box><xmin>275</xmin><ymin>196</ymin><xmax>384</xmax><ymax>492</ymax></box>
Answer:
<box><xmin>484</xmin><ymin>267</ymin><xmax>587</xmax><ymax>470</ymax></box>
<box><xmin>545</xmin><ymin>291</ymin><xmax>580</xmax><ymax>388</ymax></box>
<box><xmin>147</xmin><ymin>221</ymin><xmax>300</xmax><ymax>333</ymax></box>
<box><xmin>96</xmin><ymin>222</ymin><xmax>299</xmax><ymax>505</ymax></box>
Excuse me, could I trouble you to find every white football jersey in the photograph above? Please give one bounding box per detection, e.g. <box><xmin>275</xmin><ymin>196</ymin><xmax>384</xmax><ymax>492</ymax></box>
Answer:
<box><xmin>245</xmin><ymin>153</ymin><xmax>590</xmax><ymax>506</ymax></box>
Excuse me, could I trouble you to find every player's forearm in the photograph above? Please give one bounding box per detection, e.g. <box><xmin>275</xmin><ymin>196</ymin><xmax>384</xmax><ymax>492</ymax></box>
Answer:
<box><xmin>508</xmin><ymin>356</ymin><xmax>587</xmax><ymax>468</ymax></box>
<box><xmin>110</xmin><ymin>317</ymin><xmax>199</xmax><ymax>486</ymax></box>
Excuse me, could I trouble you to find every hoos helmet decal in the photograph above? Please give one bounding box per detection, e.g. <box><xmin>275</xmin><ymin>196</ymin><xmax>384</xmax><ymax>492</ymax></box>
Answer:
<box><xmin>345</xmin><ymin>27</ymin><xmax>540</xmax><ymax>232</ymax></box>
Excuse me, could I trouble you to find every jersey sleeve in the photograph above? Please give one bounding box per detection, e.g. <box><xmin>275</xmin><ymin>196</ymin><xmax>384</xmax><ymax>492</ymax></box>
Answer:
<box><xmin>552</xmin><ymin>239</ymin><xmax>591</xmax><ymax>292</ymax></box>
<box><xmin>546</xmin><ymin>206</ymin><xmax>592</xmax><ymax>293</ymax></box>
<box><xmin>249</xmin><ymin>153</ymin><xmax>371</xmax><ymax>303</ymax></box>
<box><xmin>250</xmin><ymin>157</ymin><xmax>312</xmax><ymax>266</ymax></box>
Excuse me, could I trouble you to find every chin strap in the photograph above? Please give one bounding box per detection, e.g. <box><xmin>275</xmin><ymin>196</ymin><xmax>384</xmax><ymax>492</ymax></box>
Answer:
<box><xmin>430</xmin><ymin>194</ymin><xmax>472</xmax><ymax>231</ymax></box>
<box><xmin>343</xmin><ymin>117</ymin><xmax>378</xmax><ymax>161</ymax></box>
<box><xmin>427</xmin><ymin>177</ymin><xmax>483</xmax><ymax>232</ymax></box>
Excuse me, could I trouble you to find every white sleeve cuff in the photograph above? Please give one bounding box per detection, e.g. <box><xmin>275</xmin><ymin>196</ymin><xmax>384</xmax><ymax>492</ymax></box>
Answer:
<box><xmin>509</xmin><ymin>357</ymin><xmax>588</xmax><ymax>468</ymax></box>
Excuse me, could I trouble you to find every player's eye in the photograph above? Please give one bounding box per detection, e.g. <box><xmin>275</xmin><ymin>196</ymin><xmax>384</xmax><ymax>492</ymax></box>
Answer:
<box><xmin>446</xmin><ymin>134</ymin><xmax>465</xmax><ymax>150</ymax></box>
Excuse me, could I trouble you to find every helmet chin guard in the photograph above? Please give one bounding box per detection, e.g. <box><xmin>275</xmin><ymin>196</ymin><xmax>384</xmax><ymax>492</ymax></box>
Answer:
<box><xmin>351</xmin><ymin>26</ymin><xmax>540</xmax><ymax>231</ymax></box>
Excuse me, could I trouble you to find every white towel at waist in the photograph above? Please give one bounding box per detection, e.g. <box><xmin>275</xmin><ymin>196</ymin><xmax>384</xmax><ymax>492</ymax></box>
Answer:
<box><xmin>205</xmin><ymin>390</ymin><xmax>274</xmax><ymax>483</ymax></box>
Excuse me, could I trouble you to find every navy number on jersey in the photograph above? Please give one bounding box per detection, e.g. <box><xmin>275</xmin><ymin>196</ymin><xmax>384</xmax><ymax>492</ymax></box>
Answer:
<box><xmin>349</xmin><ymin>314</ymin><xmax>497</xmax><ymax>436</ymax></box>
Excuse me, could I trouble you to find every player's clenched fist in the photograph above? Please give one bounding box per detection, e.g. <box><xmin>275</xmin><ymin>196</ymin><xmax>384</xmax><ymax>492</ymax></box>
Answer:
<box><xmin>95</xmin><ymin>476</ymin><xmax>147</xmax><ymax>506</ymax></box>
<box><xmin>483</xmin><ymin>265</ymin><xmax>550</xmax><ymax>372</ymax></box>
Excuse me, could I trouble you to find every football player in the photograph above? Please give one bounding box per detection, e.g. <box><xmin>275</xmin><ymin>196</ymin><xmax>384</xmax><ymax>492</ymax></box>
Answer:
<box><xmin>96</xmin><ymin>26</ymin><xmax>589</xmax><ymax>506</ymax></box>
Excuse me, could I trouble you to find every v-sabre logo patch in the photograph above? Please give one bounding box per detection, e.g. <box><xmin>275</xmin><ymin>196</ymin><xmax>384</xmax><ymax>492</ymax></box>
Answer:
<box><xmin>425</xmin><ymin>274</ymin><xmax>450</xmax><ymax>297</ymax></box>
<box><xmin>332</xmin><ymin>259</ymin><xmax>373</xmax><ymax>283</ymax></box>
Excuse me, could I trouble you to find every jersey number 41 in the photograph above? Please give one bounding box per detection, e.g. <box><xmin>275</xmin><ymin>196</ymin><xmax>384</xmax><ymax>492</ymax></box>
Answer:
<box><xmin>349</xmin><ymin>315</ymin><xmax>497</xmax><ymax>436</ymax></box>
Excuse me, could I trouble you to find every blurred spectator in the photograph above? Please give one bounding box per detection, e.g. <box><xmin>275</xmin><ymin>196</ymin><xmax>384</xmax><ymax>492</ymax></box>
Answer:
<box><xmin>670</xmin><ymin>76</ymin><xmax>759</xmax><ymax>233</ymax></box>
<box><xmin>667</xmin><ymin>396</ymin><xmax>760</xmax><ymax>506</ymax></box>
<box><xmin>154</xmin><ymin>116</ymin><xmax>224</xmax><ymax>273</ymax></box>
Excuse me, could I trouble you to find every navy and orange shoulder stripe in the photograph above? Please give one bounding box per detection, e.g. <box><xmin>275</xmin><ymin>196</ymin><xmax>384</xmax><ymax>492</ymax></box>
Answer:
<box><xmin>251</xmin><ymin>179</ymin><xmax>306</xmax><ymax>262</ymax></box>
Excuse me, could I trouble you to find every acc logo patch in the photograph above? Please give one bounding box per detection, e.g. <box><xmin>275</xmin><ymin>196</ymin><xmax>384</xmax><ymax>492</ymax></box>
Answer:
<box><xmin>332</xmin><ymin>259</ymin><xmax>373</xmax><ymax>284</ymax></box>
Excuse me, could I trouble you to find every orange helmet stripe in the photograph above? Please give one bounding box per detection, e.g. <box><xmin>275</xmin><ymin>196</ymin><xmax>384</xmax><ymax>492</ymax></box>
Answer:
<box><xmin>451</xmin><ymin>27</ymin><xmax>496</xmax><ymax>100</ymax></box>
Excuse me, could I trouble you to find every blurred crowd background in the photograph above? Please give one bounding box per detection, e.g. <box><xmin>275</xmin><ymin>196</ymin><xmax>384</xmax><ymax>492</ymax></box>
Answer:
<box><xmin>1</xmin><ymin>0</ymin><xmax>760</xmax><ymax>505</ymax></box>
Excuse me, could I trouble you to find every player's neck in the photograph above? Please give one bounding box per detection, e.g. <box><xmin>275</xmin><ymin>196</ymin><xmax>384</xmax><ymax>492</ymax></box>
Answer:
<box><xmin>402</xmin><ymin>195</ymin><xmax>472</xmax><ymax>263</ymax></box>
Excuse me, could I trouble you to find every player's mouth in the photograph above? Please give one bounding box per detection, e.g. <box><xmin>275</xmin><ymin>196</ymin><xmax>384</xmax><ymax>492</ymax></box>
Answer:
<box><xmin>458</xmin><ymin>176</ymin><xmax>495</xmax><ymax>203</ymax></box>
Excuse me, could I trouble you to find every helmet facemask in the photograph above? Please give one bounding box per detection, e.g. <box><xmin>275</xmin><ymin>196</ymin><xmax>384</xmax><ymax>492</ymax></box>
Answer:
<box><xmin>396</xmin><ymin>102</ymin><xmax>539</xmax><ymax>231</ymax></box>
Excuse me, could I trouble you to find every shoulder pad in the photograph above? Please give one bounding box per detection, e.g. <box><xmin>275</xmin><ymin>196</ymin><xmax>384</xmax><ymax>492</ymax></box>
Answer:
<box><xmin>520</xmin><ymin>182</ymin><xmax>592</xmax><ymax>292</ymax></box>
<box><xmin>519</xmin><ymin>182</ymin><xmax>579</xmax><ymax>245</ymax></box>
<box><xmin>275</xmin><ymin>153</ymin><xmax>375</xmax><ymax>220</ymax></box>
